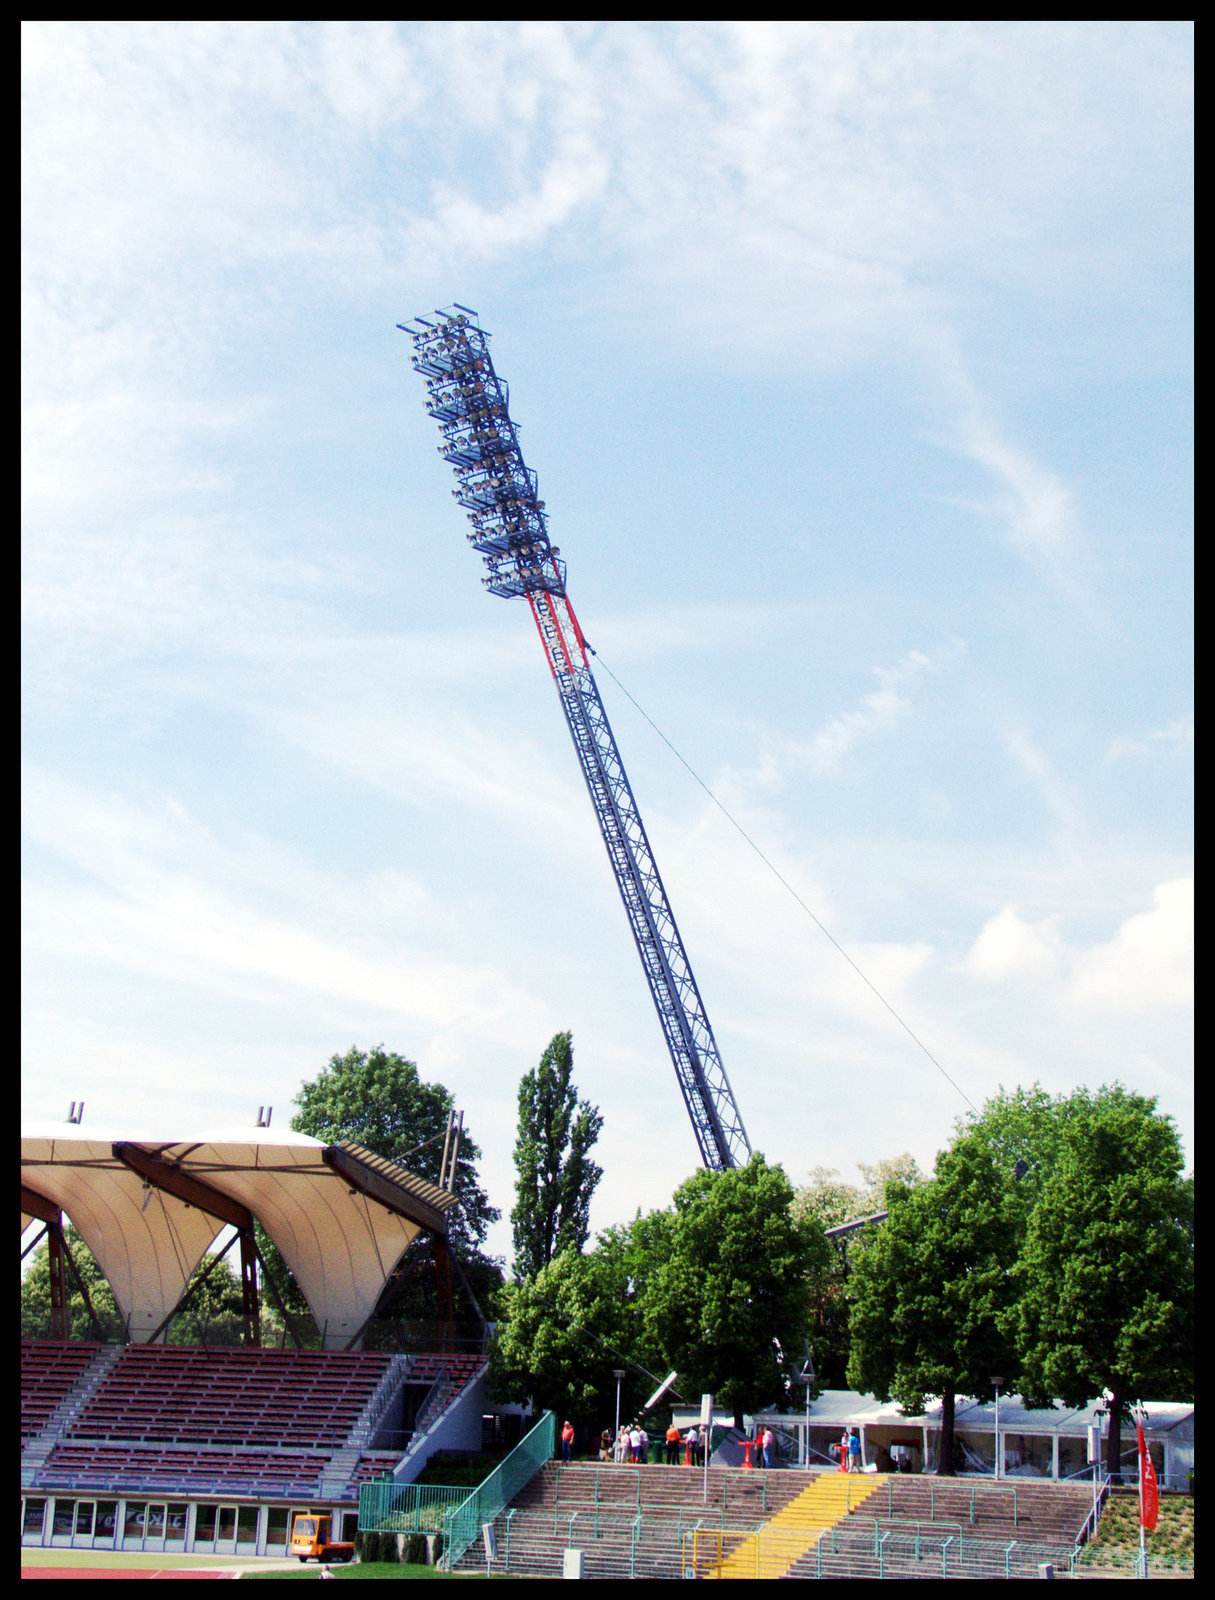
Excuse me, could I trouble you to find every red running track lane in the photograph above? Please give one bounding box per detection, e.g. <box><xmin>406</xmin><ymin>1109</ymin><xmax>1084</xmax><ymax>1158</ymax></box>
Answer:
<box><xmin>23</xmin><ymin>1569</ymin><xmax>240</xmax><ymax>1580</ymax></box>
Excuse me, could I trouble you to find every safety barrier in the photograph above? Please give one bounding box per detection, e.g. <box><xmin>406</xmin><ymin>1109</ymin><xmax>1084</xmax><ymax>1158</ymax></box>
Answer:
<box><xmin>438</xmin><ymin>1411</ymin><xmax>555</xmax><ymax>1570</ymax></box>
<box><xmin>877</xmin><ymin>1476</ymin><xmax>1019</xmax><ymax>1525</ymax></box>
<box><xmin>357</xmin><ymin>1479</ymin><xmax>469</xmax><ymax>1534</ymax></box>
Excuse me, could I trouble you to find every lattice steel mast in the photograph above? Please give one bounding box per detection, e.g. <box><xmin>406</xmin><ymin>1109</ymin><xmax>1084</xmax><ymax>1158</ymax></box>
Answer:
<box><xmin>400</xmin><ymin>306</ymin><xmax>750</xmax><ymax>1170</ymax></box>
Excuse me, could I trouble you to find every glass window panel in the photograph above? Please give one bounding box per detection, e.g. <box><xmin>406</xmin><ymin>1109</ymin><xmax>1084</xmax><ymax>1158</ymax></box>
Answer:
<box><xmin>1002</xmin><ymin>1432</ymin><xmax>1053</xmax><ymax>1476</ymax></box>
<box><xmin>266</xmin><ymin>1507</ymin><xmax>290</xmax><ymax>1550</ymax></box>
<box><xmin>953</xmin><ymin>1431</ymin><xmax>995</xmax><ymax>1474</ymax></box>
<box><xmin>1058</xmin><ymin>1434</ymin><xmax>1090</xmax><ymax>1480</ymax></box>
<box><xmin>146</xmin><ymin>1504</ymin><xmax>166</xmax><ymax>1539</ymax></box>
<box><xmin>23</xmin><ymin>1500</ymin><xmax>47</xmax><ymax>1538</ymax></box>
<box><xmin>96</xmin><ymin>1502</ymin><xmax>118</xmax><ymax>1546</ymax></box>
<box><xmin>124</xmin><ymin>1503</ymin><xmax>146</xmax><ymax>1538</ymax></box>
<box><xmin>195</xmin><ymin>1505</ymin><xmax>217</xmax><ymax>1542</ymax></box>
<box><xmin>217</xmin><ymin>1507</ymin><xmax>237</xmax><ymax>1542</ymax></box>
<box><xmin>75</xmin><ymin>1502</ymin><xmax>96</xmax><ymax>1538</ymax></box>
<box><xmin>237</xmin><ymin>1506</ymin><xmax>259</xmax><ymax>1544</ymax></box>
<box><xmin>52</xmin><ymin>1500</ymin><xmax>75</xmax><ymax>1536</ymax></box>
<box><xmin>166</xmin><ymin>1506</ymin><xmax>188</xmax><ymax>1544</ymax></box>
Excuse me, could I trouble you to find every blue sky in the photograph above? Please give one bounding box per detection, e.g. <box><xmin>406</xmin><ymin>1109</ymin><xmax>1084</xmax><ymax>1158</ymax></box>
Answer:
<box><xmin>23</xmin><ymin>21</ymin><xmax>1192</xmax><ymax>1267</ymax></box>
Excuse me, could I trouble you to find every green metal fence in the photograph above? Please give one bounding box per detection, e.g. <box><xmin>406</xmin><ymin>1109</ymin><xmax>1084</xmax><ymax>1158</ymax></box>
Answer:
<box><xmin>358</xmin><ymin>1479</ymin><xmax>469</xmax><ymax>1535</ymax></box>
<box><xmin>438</xmin><ymin>1411</ymin><xmax>556</xmax><ymax>1570</ymax></box>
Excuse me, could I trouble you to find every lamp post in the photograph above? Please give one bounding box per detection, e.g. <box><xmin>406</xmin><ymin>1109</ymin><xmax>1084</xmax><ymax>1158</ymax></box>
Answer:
<box><xmin>613</xmin><ymin>1370</ymin><xmax>625</xmax><ymax>1447</ymax></box>
<box><xmin>796</xmin><ymin>1355</ymin><xmax>816</xmax><ymax>1470</ymax></box>
<box><xmin>991</xmin><ymin>1378</ymin><xmax>1003</xmax><ymax>1481</ymax></box>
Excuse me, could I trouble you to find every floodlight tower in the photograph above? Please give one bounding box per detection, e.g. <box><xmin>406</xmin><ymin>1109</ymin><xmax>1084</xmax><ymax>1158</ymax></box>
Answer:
<box><xmin>399</xmin><ymin>306</ymin><xmax>751</xmax><ymax>1171</ymax></box>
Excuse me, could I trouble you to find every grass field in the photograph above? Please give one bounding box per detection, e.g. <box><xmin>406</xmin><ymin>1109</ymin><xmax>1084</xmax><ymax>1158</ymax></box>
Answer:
<box><xmin>20</xmin><ymin>1549</ymin><xmax>502</xmax><ymax>1580</ymax></box>
<box><xmin>1078</xmin><ymin>1490</ymin><xmax>1194</xmax><ymax>1572</ymax></box>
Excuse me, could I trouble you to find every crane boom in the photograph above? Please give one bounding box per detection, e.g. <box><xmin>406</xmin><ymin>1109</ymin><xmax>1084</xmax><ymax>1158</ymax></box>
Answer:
<box><xmin>399</xmin><ymin>306</ymin><xmax>750</xmax><ymax>1170</ymax></box>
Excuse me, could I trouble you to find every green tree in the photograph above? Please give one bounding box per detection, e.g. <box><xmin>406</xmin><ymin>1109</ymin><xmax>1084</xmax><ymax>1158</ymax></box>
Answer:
<box><xmin>794</xmin><ymin>1154</ymin><xmax>924</xmax><ymax>1387</ymax></box>
<box><xmin>1011</xmin><ymin>1085</ymin><xmax>1193</xmax><ymax>1482</ymax></box>
<box><xmin>511</xmin><ymin>1032</ymin><xmax>603</xmax><ymax>1282</ymax></box>
<box><xmin>21</xmin><ymin>1226</ymin><xmax>124</xmax><ymax>1341</ymax></box>
<box><xmin>489</xmin><ymin>1223</ymin><xmax>669</xmax><ymax>1428</ymax></box>
<box><xmin>292</xmin><ymin>1044</ymin><xmax>500</xmax><ymax>1257</ymax></box>
<box><xmin>291</xmin><ymin>1045</ymin><xmax>503</xmax><ymax>1335</ymax></box>
<box><xmin>955</xmin><ymin>1083</ymin><xmax>1084</xmax><ymax>1219</ymax></box>
<box><xmin>847</xmin><ymin>1134</ymin><xmax>1020</xmax><ymax>1474</ymax></box>
<box><xmin>645</xmin><ymin>1154</ymin><xmax>827</xmax><ymax>1429</ymax></box>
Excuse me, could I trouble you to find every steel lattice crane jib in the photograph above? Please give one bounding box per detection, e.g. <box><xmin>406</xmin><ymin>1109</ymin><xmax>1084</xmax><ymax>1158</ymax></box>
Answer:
<box><xmin>399</xmin><ymin>306</ymin><xmax>751</xmax><ymax>1172</ymax></box>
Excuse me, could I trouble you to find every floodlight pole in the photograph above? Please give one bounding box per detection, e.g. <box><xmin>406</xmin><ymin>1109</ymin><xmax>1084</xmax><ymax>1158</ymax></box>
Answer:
<box><xmin>401</xmin><ymin>306</ymin><xmax>750</xmax><ymax>1172</ymax></box>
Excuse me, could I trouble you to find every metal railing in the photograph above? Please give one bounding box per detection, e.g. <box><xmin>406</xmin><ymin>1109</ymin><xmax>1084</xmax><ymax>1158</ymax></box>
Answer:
<box><xmin>438</xmin><ymin>1411</ymin><xmax>555</xmax><ymax>1570</ymax></box>
<box><xmin>357</xmin><ymin>1479</ymin><xmax>470</xmax><ymax>1535</ymax></box>
<box><xmin>875</xmin><ymin>1476</ymin><xmax>1018</xmax><ymax>1524</ymax></box>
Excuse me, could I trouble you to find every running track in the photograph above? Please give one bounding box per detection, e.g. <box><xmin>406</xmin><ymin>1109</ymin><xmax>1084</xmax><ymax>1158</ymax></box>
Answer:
<box><xmin>23</xmin><ymin>1568</ymin><xmax>240</xmax><ymax>1580</ymax></box>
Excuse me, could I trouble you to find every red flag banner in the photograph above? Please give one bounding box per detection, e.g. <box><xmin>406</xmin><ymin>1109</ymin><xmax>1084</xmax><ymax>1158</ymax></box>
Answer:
<box><xmin>1137</xmin><ymin>1421</ymin><xmax>1159</xmax><ymax>1532</ymax></box>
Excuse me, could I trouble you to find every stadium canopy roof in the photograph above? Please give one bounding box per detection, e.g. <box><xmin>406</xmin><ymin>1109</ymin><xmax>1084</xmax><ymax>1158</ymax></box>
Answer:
<box><xmin>21</xmin><ymin>1122</ymin><xmax>457</xmax><ymax>1347</ymax></box>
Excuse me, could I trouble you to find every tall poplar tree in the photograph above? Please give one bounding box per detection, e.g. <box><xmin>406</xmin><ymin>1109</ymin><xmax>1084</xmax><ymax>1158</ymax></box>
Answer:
<box><xmin>511</xmin><ymin>1032</ymin><xmax>603</xmax><ymax>1282</ymax></box>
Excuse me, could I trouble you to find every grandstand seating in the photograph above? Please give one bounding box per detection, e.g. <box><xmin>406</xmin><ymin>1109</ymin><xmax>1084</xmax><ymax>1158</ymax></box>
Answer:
<box><xmin>21</xmin><ymin>1341</ymin><xmax>102</xmax><ymax>1443</ymax></box>
<box><xmin>781</xmin><ymin>1477</ymin><xmax>1092</xmax><ymax>1580</ymax></box>
<box><xmin>37</xmin><ymin>1443</ymin><xmax>328</xmax><ymax>1497</ymax></box>
<box><xmin>67</xmin><ymin>1344</ymin><xmax>393</xmax><ymax>1448</ymax></box>
<box><xmin>451</xmin><ymin>1461</ymin><xmax>811</xmax><ymax>1579</ymax></box>
<box><xmin>22</xmin><ymin>1338</ymin><xmax>492</xmax><ymax>1535</ymax></box>
<box><xmin>346</xmin><ymin>1453</ymin><xmax>403</xmax><ymax>1490</ymax></box>
<box><xmin>407</xmin><ymin>1353</ymin><xmax>483</xmax><ymax>1387</ymax></box>
<box><xmin>451</xmin><ymin>1464</ymin><xmax>1097</xmax><ymax>1581</ymax></box>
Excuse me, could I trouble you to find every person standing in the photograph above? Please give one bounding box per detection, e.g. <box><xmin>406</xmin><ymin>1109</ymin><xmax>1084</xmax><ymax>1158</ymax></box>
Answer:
<box><xmin>761</xmin><ymin>1426</ymin><xmax>775</xmax><ymax>1469</ymax></box>
<box><xmin>685</xmin><ymin>1424</ymin><xmax>700</xmax><ymax>1466</ymax></box>
<box><xmin>561</xmin><ymin>1420</ymin><xmax>575</xmax><ymax>1463</ymax></box>
<box><xmin>848</xmin><ymin>1430</ymin><xmax>862</xmax><ymax>1473</ymax></box>
<box><xmin>665</xmin><ymin>1421</ymin><xmax>682</xmax><ymax>1465</ymax></box>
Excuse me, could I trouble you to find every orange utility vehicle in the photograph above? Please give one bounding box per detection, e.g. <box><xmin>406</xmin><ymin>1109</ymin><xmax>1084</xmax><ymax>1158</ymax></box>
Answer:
<box><xmin>290</xmin><ymin>1512</ymin><xmax>355</xmax><ymax>1563</ymax></box>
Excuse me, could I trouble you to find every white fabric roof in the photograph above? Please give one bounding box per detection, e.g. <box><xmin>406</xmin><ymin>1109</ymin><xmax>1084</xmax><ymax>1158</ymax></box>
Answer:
<box><xmin>750</xmin><ymin>1389</ymin><xmax>1192</xmax><ymax>1439</ymax></box>
<box><xmin>21</xmin><ymin>1122</ymin><xmax>456</xmax><ymax>1347</ymax></box>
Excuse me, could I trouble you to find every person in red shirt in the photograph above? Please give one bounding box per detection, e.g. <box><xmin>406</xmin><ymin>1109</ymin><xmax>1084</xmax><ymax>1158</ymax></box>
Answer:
<box><xmin>561</xmin><ymin>1420</ymin><xmax>575</xmax><ymax>1463</ymax></box>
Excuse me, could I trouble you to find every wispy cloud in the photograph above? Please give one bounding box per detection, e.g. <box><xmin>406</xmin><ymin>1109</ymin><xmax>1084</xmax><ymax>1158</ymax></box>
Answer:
<box><xmin>22</xmin><ymin>766</ymin><xmax>549</xmax><ymax>1039</ymax></box>
<box><xmin>790</xmin><ymin>644</ymin><xmax>961</xmax><ymax>775</ymax></box>
<box><xmin>1107</xmin><ymin>713</ymin><xmax>1193</xmax><ymax>762</ymax></box>
<box><xmin>1003</xmin><ymin>730</ymin><xmax>1083</xmax><ymax>833</ymax></box>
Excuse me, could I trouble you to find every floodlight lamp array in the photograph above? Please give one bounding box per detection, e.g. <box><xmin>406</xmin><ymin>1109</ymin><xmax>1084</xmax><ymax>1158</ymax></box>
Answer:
<box><xmin>399</xmin><ymin>307</ymin><xmax>565</xmax><ymax>599</ymax></box>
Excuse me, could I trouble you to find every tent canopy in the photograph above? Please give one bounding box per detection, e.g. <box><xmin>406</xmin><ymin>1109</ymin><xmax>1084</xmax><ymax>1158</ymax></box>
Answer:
<box><xmin>21</xmin><ymin>1122</ymin><xmax>456</xmax><ymax>1346</ymax></box>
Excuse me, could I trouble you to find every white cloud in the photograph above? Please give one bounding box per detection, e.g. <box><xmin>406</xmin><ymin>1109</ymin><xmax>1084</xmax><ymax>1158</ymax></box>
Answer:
<box><xmin>1070</xmin><ymin>878</ymin><xmax>1193</xmax><ymax>1010</ymax></box>
<box><xmin>961</xmin><ymin>881</ymin><xmax>1193</xmax><ymax>1014</ymax></box>
<box><xmin>965</xmin><ymin>906</ymin><xmax>1062</xmax><ymax>978</ymax></box>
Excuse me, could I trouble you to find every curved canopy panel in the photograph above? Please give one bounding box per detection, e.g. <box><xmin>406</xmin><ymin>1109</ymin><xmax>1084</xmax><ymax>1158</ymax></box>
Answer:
<box><xmin>22</xmin><ymin>1124</ymin><xmax>458</xmax><ymax>1348</ymax></box>
<box><xmin>21</xmin><ymin>1122</ymin><xmax>224</xmax><ymax>1340</ymax></box>
<box><xmin>125</xmin><ymin>1128</ymin><xmax>457</xmax><ymax>1348</ymax></box>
